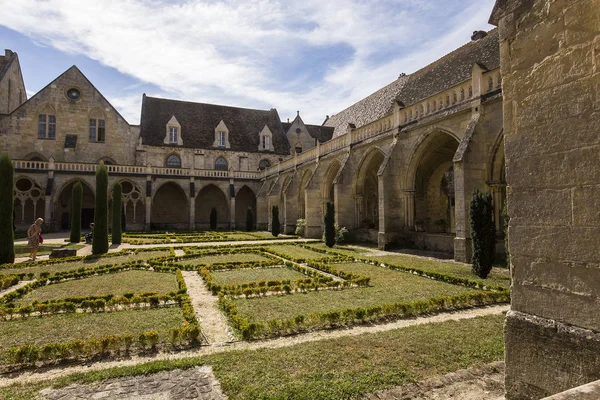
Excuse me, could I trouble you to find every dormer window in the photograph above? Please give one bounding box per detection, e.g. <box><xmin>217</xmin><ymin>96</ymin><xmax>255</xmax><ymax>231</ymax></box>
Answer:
<box><xmin>213</xmin><ymin>120</ymin><xmax>231</xmax><ymax>148</ymax></box>
<box><xmin>262</xmin><ymin>135</ymin><xmax>270</xmax><ymax>150</ymax></box>
<box><xmin>218</xmin><ymin>131</ymin><xmax>226</xmax><ymax>147</ymax></box>
<box><xmin>258</xmin><ymin>125</ymin><xmax>274</xmax><ymax>151</ymax></box>
<box><xmin>169</xmin><ymin>127</ymin><xmax>178</xmax><ymax>143</ymax></box>
<box><xmin>295</xmin><ymin>144</ymin><xmax>302</xmax><ymax>154</ymax></box>
<box><xmin>164</xmin><ymin>116</ymin><xmax>183</xmax><ymax>146</ymax></box>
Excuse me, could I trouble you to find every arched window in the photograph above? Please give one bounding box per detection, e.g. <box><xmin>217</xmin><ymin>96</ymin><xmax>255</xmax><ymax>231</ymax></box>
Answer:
<box><xmin>295</xmin><ymin>144</ymin><xmax>303</xmax><ymax>154</ymax></box>
<box><xmin>259</xmin><ymin>159</ymin><xmax>271</xmax><ymax>171</ymax></box>
<box><xmin>409</xmin><ymin>110</ymin><xmax>413</xmax><ymax>120</ymax></box>
<box><xmin>439</xmin><ymin>99</ymin><xmax>443</xmax><ymax>109</ymax></box>
<box><xmin>419</xmin><ymin>104</ymin><xmax>424</xmax><ymax>116</ymax></box>
<box><xmin>453</xmin><ymin>91</ymin><xmax>457</xmax><ymax>104</ymax></box>
<box><xmin>426</xmin><ymin>103</ymin><xmax>430</xmax><ymax>114</ymax></box>
<box><xmin>215</xmin><ymin>157</ymin><xmax>228</xmax><ymax>170</ymax></box>
<box><xmin>489</xmin><ymin>76</ymin><xmax>494</xmax><ymax>91</ymax></box>
<box><xmin>166</xmin><ymin>154</ymin><xmax>181</xmax><ymax>168</ymax></box>
<box><xmin>432</xmin><ymin>101</ymin><xmax>436</xmax><ymax>112</ymax></box>
<box><xmin>404</xmin><ymin>112</ymin><xmax>408</xmax><ymax>123</ymax></box>
<box><xmin>468</xmin><ymin>86</ymin><xmax>473</xmax><ymax>98</ymax></box>
<box><xmin>446</xmin><ymin>95</ymin><xmax>450</xmax><ymax>107</ymax></box>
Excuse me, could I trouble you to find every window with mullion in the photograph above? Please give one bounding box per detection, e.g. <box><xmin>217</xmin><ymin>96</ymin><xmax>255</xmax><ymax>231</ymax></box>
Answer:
<box><xmin>38</xmin><ymin>114</ymin><xmax>56</xmax><ymax>139</ymax></box>
<box><xmin>169</xmin><ymin>127</ymin><xmax>178</xmax><ymax>143</ymax></box>
<box><xmin>218</xmin><ymin>131</ymin><xmax>226</xmax><ymax>147</ymax></box>
<box><xmin>89</xmin><ymin>119</ymin><xmax>106</xmax><ymax>142</ymax></box>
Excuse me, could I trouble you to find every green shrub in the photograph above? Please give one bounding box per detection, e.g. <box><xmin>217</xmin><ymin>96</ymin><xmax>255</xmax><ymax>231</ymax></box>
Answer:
<box><xmin>246</xmin><ymin>207</ymin><xmax>253</xmax><ymax>232</ymax></box>
<box><xmin>295</xmin><ymin>219</ymin><xmax>306</xmax><ymax>236</ymax></box>
<box><xmin>271</xmin><ymin>206</ymin><xmax>280</xmax><ymax>237</ymax></box>
<box><xmin>470</xmin><ymin>189</ymin><xmax>496</xmax><ymax>278</ymax></box>
<box><xmin>210</xmin><ymin>208</ymin><xmax>217</xmax><ymax>230</ymax></box>
<box><xmin>324</xmin><ymin>201</ymin><xmax>335</xmax><ymax>248</ymax></box>
<box><xmin>70</xmin><ymin>181</ymin><xmax>83</xmax><ymax>243</ymax></box>
<box><xmin>111</xmin><ymin>181</ymin><xmax>122</xmax><ymax>245</ymax></box>
<box><xmin>0</xmin><ymin>154</ymin><xmax>14</xmax><ymax>264</ymax></box>
<box><xmin>93</xmin><ymin>162</ymin><xmax>109</xmax><ymax>254</ymax></box>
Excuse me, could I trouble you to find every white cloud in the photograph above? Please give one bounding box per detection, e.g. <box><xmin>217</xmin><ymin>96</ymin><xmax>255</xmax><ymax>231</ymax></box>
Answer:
<box><xmin>0</xmin><ymin>0</ymin><xmax>496</xmax><ymax>124</ymax></box>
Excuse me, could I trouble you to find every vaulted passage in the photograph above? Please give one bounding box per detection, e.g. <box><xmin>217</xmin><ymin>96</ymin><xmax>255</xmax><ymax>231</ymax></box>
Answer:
<box><xmin>55</xmin><ymin>180</ymin><xmax>95</xmax><ymax>231</ymax></box>
<box><xmin>235</xmin><ymin>185</ymin><xmax>256</xmax><ymax>230</ymax></box>
<box><xmin>411</xmin><ymin>132</ymin><xmax>459</xmax><ymax>233</ymax></box>
<box><xmin>195</xmin><ymin>184</ymin><xmax>229</xmax><ymax>229</ymax></box>
<box><xmin>152</xmin><ymin>182</ymin><xmax>188</xmax><ymax>230</ymax></box>
<box><xmin>356</xmin><ymin>150</ymin><xmax>385</xmax><ymax>230</ymax></box>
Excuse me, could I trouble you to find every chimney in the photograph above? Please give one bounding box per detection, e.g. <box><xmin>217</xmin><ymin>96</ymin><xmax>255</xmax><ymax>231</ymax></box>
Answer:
<box><xmin>471</xmin><ymin>31</ymin><xmax>487</xmax><ymax>41</ymax></box>
<box><xmin>4</xmin><ymin>49</ymin><xmax>13</xmax><ymax>58</ymax></box>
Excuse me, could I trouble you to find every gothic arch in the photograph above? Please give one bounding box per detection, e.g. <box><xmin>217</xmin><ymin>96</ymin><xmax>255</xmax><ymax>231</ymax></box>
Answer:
<box><xmin>195</xmin><ymin>183</ymin><xmax>229</xmax><ymax>229</ymax></box>
<box><xmin>54</xmin><ymin>179</ymin><xmax>96</xmax><ymax>231</ymax></box>
<box><xmin>13</xmin><ymin>176</ymin><xmax>46</xmax><ymax>228</ymax></box>
<box><xmin>23</xmin><ymin>152</ymin><xmax>48</xmax><ymax>162</ymax></box>
<box><xmin>152</xmin><ymin>181</ymin><xmax>188</xmax><ymax>229</ymax></box>
<box><xmin>235</xmin><ymin>185</ymin><xmax>256</xmax><ymax>229</ymax></box>
<box><xmin>297</xmin><ymin>169</ymin><xmax>313</xmax><ymax>219</ymax></box>
<box><xmin>98</xmin><ymin>156</ymin><xmax>117</xmax><ymax>165</ymax></box>
<box><xmin>354</xmin><ymin>147</ymin><xmax>385</xmax><ymax>196</ymax></box>
<box><xmin>110</xmin><ymin>179</ymin><xmax>144</xmax><ymax>226</ymax></box>
<box><xmin>321</xmin><ymin>160</ymin><xmax>342</xmax><ymax>204</ymax></box>
<box><xmin>487</xmin><ymin>130</ymin><xmax>506</xmax><ymax>183</ymax></box>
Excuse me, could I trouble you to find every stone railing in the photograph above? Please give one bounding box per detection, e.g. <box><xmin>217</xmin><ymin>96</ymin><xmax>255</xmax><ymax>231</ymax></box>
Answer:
<box><xmin>351</xmin><ymin>114</ymin><xmax>394</xmax><ymax>143</ymax></box>
<box><xmin>13</xmin><ymin>159</ymin><xmax>263</xmax><ymax>180</ymax></box>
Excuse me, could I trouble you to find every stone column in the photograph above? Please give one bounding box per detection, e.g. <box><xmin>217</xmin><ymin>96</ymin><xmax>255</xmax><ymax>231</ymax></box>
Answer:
<box><xmin>144</xmin><ymin>174</ymin><xmax>152</xmax><ymax>231</ymax></box>
<box><xmin>377</xmin><ymin>175</ymin><xmax>386</xmax><ymax>249</ymax></box>
<box><xmin>189</xmin><ymin>177</ymin><xmax>195</xmax><ymax>231</ymax></box>
<box><xmin>304</xmin><ymin>188</ymin><xmax>322</xmax><ymax>238</ymax></box>
<box><xmin>405</xmin><ymin>190</ymin><xmax>415</xmax><ymax>229</ymax></box>
<box><xmin>490</xmin><ymin>1</ymin><xmax>600</xmax><ymax>398</ymax></box>
<box><xmin>354</xmin><ymin>195</ymin><xmax>363</xmax><ymax>228</ymax></box>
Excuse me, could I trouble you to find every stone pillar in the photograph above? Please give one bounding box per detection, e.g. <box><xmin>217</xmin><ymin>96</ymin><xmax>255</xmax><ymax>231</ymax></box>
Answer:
<box><xmin>354</xmin><ymin>195</ymin><xmax>363</xmax><ymax>228</ymax></box>
<box><xmin>405</xmin><ymin>190</ymin><xmax>415</xmax><ymax>229</ymax></box>
<box><xmin>452</xmin><ymin>162</ymin><xmax>471</xmax><ymax>263</ymax></box>
<box><xmin>44</xmin><ymin>197</ymin><xmax>52</xmax><ymax>227</ymax></box>
<box><xmin>189</xmin><ymin>177</ymin><xmax>195</xmax><ymax>231</ymax></box>
<box><xmin>490</xmin><ymin>1</ymin><xmax>600</xmax><ymax>398</ymax></box>
<box><xmin>144</xmin><ymin>174</ymin><xmax>152</xmax><ymax>231</ymax></box>
<box><xmin>377</xmin><ymin>175</ymin><xmax>386</xmax><ymax>249</ymax></box>
<box><xmin>304</xmin><ymin>188</ymin><xmax>322</xmax><ymax>238</ymax></box>
<box><xmin>230</xmin><ymin>197</ymin><xmax>236</xmax><ymax>230</ymax></box>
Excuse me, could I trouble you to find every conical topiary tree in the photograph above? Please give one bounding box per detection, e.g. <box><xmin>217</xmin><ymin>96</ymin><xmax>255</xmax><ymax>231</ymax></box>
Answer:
<box><xmin>271</xmin><ymin>205</ymin><xmax>280</xmax><ymax>237</ymax></box>
<box><xmin>324</xmin><ymin>201</ymin><xmax>336</xmax><ymax>248</ymax></box>
<box><xmin>70</xmin><ymin>181</ymin><xmax>83</xmax><ymax>243</ymax></box>
<box><xmin>111</xmin><ymin>182</ymin><xmax>122</xmax><ymax>245</ymax></box>
<box><xmin>470</xmin><ymin>188</ymin><xmax>496</xmax><ymax>278</ymax></box>
<box><xmin>210</xmin><ymin>208</ymin><xmax>217</xmax><ymax>230</ymax></box>
<box><xmin>0</xmin><ymin>154</ymin><xmax>15</xmax><ymax>264</ymax></box>
<box><xmin>93</xmin><ymin>162</ymin><xmax>109</xmax><ymax>254</ymax></box>
<box><xmin>246</xmin><ymin>207</ymin><xmax>253</xmax><ymax>232</ymax></box>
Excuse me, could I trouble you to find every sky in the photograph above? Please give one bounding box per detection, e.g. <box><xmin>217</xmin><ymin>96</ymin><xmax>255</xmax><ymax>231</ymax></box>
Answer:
<box><xmin>0</xmin><ymin>0</ymin><xmax>496</xmax><ymax>125</ymax></box>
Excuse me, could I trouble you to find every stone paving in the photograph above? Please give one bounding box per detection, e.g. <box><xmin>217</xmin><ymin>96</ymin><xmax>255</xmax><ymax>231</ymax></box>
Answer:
<box><xmin>38</xmin><ymin>366</ymin><xmax>226</xmax><ymax>400</ymax></box>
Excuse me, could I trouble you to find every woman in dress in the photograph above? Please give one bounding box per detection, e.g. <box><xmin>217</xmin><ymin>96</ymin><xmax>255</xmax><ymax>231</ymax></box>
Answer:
<box><xmin>27</xmin><ymin>218</ymin><xmax>44</xmax><ymax>261</ymax></box>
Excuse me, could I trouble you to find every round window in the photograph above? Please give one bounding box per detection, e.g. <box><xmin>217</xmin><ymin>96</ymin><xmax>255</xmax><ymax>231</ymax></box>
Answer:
<box><xmin>66</xmin><ymin>88</ymin><xmax>81</xmax><ymax>100</ymax></box>
<box><xmin>295</xmin><ymin>128</ymin><xmax>301</xmax><ymax>134</ymax></box>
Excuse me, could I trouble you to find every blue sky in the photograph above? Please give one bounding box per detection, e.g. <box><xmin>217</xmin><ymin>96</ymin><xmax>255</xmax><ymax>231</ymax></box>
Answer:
<box><xmin>0</xmin><ymin>0</ymin><xmax>496</xmax><ymax>125</ymax></box>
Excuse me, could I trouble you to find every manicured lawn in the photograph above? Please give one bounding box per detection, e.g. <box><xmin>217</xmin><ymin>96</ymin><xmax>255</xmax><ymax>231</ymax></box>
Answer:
<box><xmin>177</xmin><ymin>253</ymin><xmax>273</xmax><ymax>266</ymax></box>
<box><xmin>19</xmin><ymin>270</ymin><xmax>178</xmax><ymax>303</ymax></box>
<box><xmin>234</xmin><ymin>262</ymin><xmax>480</xmax><ymax>321</ymax></box>
<box><xmin>307</xmin><ymin>243</ymin><xmax>369</xmax><ymax>257</ymax></box>
<box><xmin>210</xmin><ymin>267</ymin><xmax>307</xmax><ymax>286</ymax></box>
<box><xmin>0</xmin><ymin>314</ymin><xmax>505</xmax><ymax>400</ymax></box>
<box><xmin>266</xmin><ymin>245</ymin><xmax>329</xmax><ymax>260</ymax></box>
<box><xmin>0</xmin><ymin>251</ymin><xmax>169</xmax><ymax>278</ymax></box>
<box><xmin>0</xmin><ymin>307</ymin><xmax>184</xmax><ymax>352</ymax></box>
<box><xmin>368</xmin><ymin>254</ymin><xmax>511</xmax><ymax>289</ymax></box>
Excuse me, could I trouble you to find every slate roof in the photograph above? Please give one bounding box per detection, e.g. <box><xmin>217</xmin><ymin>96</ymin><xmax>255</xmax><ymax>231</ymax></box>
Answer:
<box><xmin>140</xmin><ymin>95</ymin><xmax>291</xmax><ymax>154</ymax></box>
<box><xmin>282</xmin><ymin>122</ymin><xmax>334</xmax><ymax>143</ymax></box>
<box><xmin>324</xmin><ymin>29</ymin><xmax>500</xmax><ymax>137</ymax></box>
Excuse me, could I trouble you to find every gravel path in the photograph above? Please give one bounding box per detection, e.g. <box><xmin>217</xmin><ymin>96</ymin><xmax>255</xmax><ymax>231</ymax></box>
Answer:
<box><xmin>181</xmin><ymin>271</ymin><xmax>233</xmax><ymax>345</ymax></box>
<box><xmin>0</xmin><ymin>304</ymin><xmax>509</xmax><ymax>387</ymax></box>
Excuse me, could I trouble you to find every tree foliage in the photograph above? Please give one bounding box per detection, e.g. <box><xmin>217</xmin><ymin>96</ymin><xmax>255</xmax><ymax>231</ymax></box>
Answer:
<box><xmin>246</xmin><ymin>207</ymin><xmax>253</xmax><ymax>232</ymax></box>
<box><xmin>69</xmin><ymin>181</ymin><xmax>83</xmax><ymax>243</ymax></box>
<box><xmin>0</xmin><ymin>154</ymin><xmax>14</xmax><ymax>264</ymax></box>
<box><xmin>271</xmin><ymin>206</ymin><xmax>280</xmax><ymax>237</ymax></box>
<box><xmin>111</xmin><ymin>182</ymin><xmax>122</xmax><ymax>245</ymax></box>
<box><xmin>210</xmin><ymin>208</ymin><xmax>217</xmax><ymax>230</ymax></box>
<box><xmin>324</xmin><ymin>201</ymin><xmax>336</xmax><ymax>248</ymax></box>
<box><xmin>470</xmin><ymin>189</ymin><xmax>496</xmax><ymax>278</ymax></box>
<box><xmin>92</xmin><ymin>162</ymin><xmax>109</xmax><ymax>254</ymax></box>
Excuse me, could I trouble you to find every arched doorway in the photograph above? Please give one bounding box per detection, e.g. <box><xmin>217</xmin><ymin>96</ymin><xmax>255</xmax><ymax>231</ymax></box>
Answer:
<box><xmin>151</xmin><ymin>182</ymin><xmax>188</xmax><ymax>230</ymax></box>
<box><xmin>235</xmin><ymin>186</ymin><xmax>256</xmax><ymax>230</ymax></box>
<box><xmin>409</xmin><ymin>131</ymin><xmax>460</xmax><ymax>233</ymax></box>
<box><xmin>55</xmin><ymin>180</ymin><xmax>95</xmax><ymax>231</ymax></box>
<box><xmin>321</xmin><ymin>161</ymin><xmax>342</xmax><ymax>220</ymax></box>
<box><xmin>14</xmin><ymin>177</ymin><xmax>46</xmax><ymax>231</ymax></box>
<box><xmin>195</xmin><ymin>184</ymin><xmax>229</xmax><ymax>230</ymax></box>
<box><xmin>355</xmin><ymin>149</ymin><xmax>385</xmax><ymax>229</ymax></box>
<box><xmin>109</xmin><ymin>180</ymin><xmax>145</xmax><ymax>231</ymax></box>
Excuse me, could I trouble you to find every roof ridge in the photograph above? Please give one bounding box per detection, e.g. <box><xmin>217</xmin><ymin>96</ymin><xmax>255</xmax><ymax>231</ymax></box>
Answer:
<box><xmin>145</xmin><ymin>95</ymin><xmax>275</xmax><ymax>114</ymax></box>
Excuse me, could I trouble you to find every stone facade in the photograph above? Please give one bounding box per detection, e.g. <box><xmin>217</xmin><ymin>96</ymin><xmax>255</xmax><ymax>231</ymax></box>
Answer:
<box><xmin>490</xmin><ymin>0</ymin><xmax>600</xmax><ymax>398</ymax></box>
<box><xmin>1</xmin><ymin>29</ymin><xmax>507</xmax><ymax>262</ymax></box>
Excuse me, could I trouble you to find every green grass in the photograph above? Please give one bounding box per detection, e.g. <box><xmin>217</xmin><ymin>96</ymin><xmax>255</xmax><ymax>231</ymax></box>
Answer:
<box><xmin>177</xmin><ymin>253</ymin><xmax>273</xmax><ymax>266</ymax></box>
<box><xmin>211</xmin><ymin>267</ymin><xmax>307</xmax><ymax>286</ymax></box>
<box><xmin>368</xmin><ymin>254</ymin><xmax>511</xmax><ymax>289</ymax></box>
<box><xmin>266</xmin><ymin>245</ymin><xmax>329</xmax><ymax>260</ymax></box>
<box><xmin>0</xmin><ymin>250</ymin><xmax>169</xmax><ymax>278</ymax></box>
<box><xmin>234</xmin><ymin>262</ymin><xmax>481</xmax><ymax>321</ymax></box>
<box><xmin>13</xmin><ymin>244</ymin><xmax>85</xmax><ymax>257</ymax></box>
<box><xmin>19</xmin><ymin>270</ymin><xmax>178</xmax><ymax>303</ymax></box>
<box><xmin>0</xmin><ymin>314</ymin><xmax>505</xmax><ymax>400</ymax></box>
<box><xmin>307</xmin><ymin>243</ymin><xmax>369</xmax><ymax>257</ymax></box>
<box><xmin>0</xmin><ymin>307</ymin><xmax>184</xmax><ymax>353</ymax></box>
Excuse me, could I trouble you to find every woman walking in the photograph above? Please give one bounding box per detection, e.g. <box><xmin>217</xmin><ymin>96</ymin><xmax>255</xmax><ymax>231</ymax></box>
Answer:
<box><xmin>27</xmin><ymin>218</ymin><xmax>44</xmax><ymax>261</ymax></box>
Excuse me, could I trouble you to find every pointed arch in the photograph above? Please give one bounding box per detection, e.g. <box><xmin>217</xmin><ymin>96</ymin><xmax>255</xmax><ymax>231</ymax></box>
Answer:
<box><xmin>235</xmin><ymin>185</ymin><xmax>256</xmax><ymax>229</ymax></box>
<box><xmin>54</xmin><ymin>178</ymin><xmax>96</xmax><ymax>231</ymax></box>
<box><xmin>195</xmin><ymin>183</ymin><xmax>229</xmax><ymax>229</ymax></box>
<box><xmin>23</xmin><ymin>152</ymin><xmax>48</xmax><ymax>162</ymax></box>
<box><xmin>152</xmin><ymin>181</ymin><xmax>188</xmax><ymax>229</ymax></box>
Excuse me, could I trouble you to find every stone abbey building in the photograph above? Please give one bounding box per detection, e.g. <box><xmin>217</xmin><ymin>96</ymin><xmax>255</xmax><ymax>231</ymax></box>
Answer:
<box><xmin>0</xmin><ymin>29</ymin><xmax>504</xmax><ymax>263</ymax></box>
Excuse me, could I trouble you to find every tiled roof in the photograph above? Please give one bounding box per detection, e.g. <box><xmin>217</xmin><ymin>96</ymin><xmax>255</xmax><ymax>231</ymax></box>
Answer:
<box><xmin>282</xmin><ymin>122</ymin><xmax>334</xmax><ymax>143</ymax></box>
<box><xmin>324</xmin><ymin>29</ymin><xmax>500</xmax><ymax>137</ymax></box>
<box><xmin>140</xmin><ymin>96</ymin><xmax>290</xmax><ymax>154</ymax></box>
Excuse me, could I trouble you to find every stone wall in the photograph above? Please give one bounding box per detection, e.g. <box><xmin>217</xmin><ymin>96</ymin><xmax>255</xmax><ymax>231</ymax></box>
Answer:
<box><xmin>0</xmin><ymin>50</ymin><xmax>26</xmax><ymax>115</ymax></box>
<box><xmin>490</xmin><ymin>0</ymin><xmax>600</xmax><ymax>398</ymax></box>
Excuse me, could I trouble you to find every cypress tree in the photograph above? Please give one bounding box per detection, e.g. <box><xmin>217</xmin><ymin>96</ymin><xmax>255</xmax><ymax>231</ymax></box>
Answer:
<box><xmin>246</xmin><ymin>207</ymin><xmax>253</xmax><ymax>232</ymax></box>
<box><xmin>70</xmin><ymin>181</ymin><xmax>83</xmax><ymax>243</ymax></box>
<box><xmin>210</xmin><ymin>208</ymin><xmax>217</xmax><ymax>230</ymax></box>
<box><xmin>324</xmin><ymin>201</ymin><xmax>336</xmax><ymax>248</ymax></box>
<box><xmin>470</xmin><ymin>188</ymin><xmax>496</xmax><ymax>278</ymax></box>
<box><xmin>271</xmin><ymin>205</ymin><xmax>280</xmax><ymax>237</ymax></box>
<box><xmin>111</xmin><ymin>182</ymin><xmax>122</xmax><ymax>245</ymax></box>
<box><xmin>93</xmin><ymin>162</ymin><xmax>109</xmax><ymax>254</ymax></box>
<box><xmin>0</xmin><ymin>154</ymin><xmax>15</xmax><ymax>264</ymax></box>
